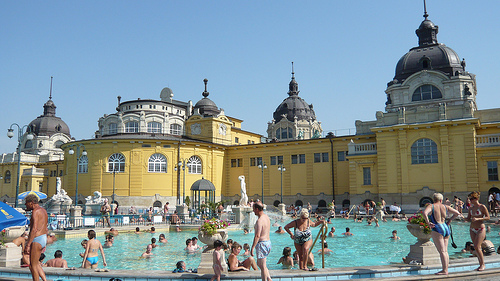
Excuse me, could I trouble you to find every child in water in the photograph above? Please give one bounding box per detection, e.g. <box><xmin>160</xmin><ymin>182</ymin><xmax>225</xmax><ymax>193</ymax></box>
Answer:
<box><xmin>277</xmin><ymin>247</ymin><xmax>294</xmax><ymax>268</ymax></box>
<box><xmin>242</xmin><ymin>243</ymin><xmax>250</xmax><ymax>256</ymax></box>
<box><xmin>210</xmin><ymin>240</ymin><xmax>224</xmax><ymax>281</ymax></box>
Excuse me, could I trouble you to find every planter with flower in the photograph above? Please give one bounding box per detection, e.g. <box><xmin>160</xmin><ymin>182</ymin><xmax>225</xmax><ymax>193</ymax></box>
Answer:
<box><xmin>407</xmin><ymin>213</ymin><xmax>432</xmax><ymax>245</ymax></box>
<box><xmin>198</xmin><ymin>218</ymin><xmax>229</xmax><ymax>252</ymax></box>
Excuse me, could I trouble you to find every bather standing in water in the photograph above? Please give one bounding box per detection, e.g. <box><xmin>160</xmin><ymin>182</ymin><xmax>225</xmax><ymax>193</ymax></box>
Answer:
<box><xmin>423</xmin><ymin>193</ymin><xmax>462</xmax><ymax>275</ymax></box>
<box><xmin>82</xmin><ymin>230</ymin><xmax>107</xmax><ymax>269</ymax></box>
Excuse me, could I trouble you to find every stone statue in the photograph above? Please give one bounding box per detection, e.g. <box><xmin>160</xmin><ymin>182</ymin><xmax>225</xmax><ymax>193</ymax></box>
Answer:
<box><xmin>50</xmin><ymin>177</ymin><xmax>73</xmax><ymax>204</ymax></box>
<box><xmin>238</xmin><ymin>175</ymin><xmax>248</xmax><ymax>206</ymax></box>
<box><xmin>85</xmin><ymin>191</ymin><xmax>104</xmax><ymax>205</ymax></box>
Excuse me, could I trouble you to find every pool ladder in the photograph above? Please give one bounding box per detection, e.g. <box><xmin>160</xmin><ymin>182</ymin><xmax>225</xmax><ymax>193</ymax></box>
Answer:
<box><xmin>307</xmin><ymin>223</ymin><xmax>327</xmax><ymax>268</ymax></box>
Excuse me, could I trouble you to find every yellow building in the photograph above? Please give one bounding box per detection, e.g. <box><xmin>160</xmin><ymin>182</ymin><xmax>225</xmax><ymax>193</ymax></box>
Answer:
<box><xmin>4</xmin><ymin>11</ymin><xmax>500</xmax><ymax>213</ymax></box>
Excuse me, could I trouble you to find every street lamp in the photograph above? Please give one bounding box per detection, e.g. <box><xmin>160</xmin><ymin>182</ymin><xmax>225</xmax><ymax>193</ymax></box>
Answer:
<box><xmin>258</xmin><ymin>162</ymin><xmax>267</xmax><ymax>204</ymax></box>
<box><xmin>327</xmin><ymin>132</ymin><xmax>335</xmax><ymax>202</ymax></box>
<box><xmin>68</xmin><ymin>144</ymin><xmax>87</xmax><ymax>206</ymax></box>
<box><xmin>111</xmin><ymin>167</ymin><xmax>117</xmax><ymax>206</ymax></box>
<box><xmin>7</xmin><ymin>124</ymin><xmax>34</xmax><ymax>207</ymax></box>
<box><xmin>278</xmin><ymin>163</ymin><xmax>286</xmax><ymax>204</ymax></box>
<box><xmin>174</xmin><ymin>159</ymin><xmax>187</xmax><ymax>204</ymax></box>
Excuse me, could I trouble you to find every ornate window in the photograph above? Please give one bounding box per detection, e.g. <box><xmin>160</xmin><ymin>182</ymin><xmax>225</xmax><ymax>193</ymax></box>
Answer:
<box><xmin>125</xmin><ymin>121</ymin><xmax>139</xmax><ymax>133</ymax></box>
<box><xmin>187</xmin><ymin>156</ymin><xmax>202</xmax><ymax>174</ymax></box>
<box><xmin>78</xmin><ymin>155</ymin><xmax>88</xmax><ymax>174</ymax></box>
<box><xmin>108</xmin><ymin>153</ymin><xmax>125</xmax><ymax>172</ymax></box>
<box><xmin>148</xmin><ymin>153</ymin><xmax>167</xmax><ymax>173</ymax></box>
<box><xmin>275</xmin><ymin>127</ymin><xmax>293</xmax><ymax>139</ymax></box>
<box><xmin>148</xmin><ymin>122</ymin><xmax>162</xmax><ymax>133</ymax></box>
<box><xmin>4</xmin><ymin>171</ymin><xmax>11</xmax><ymax>184</ymax></box>
<box><xmin>24</xmin><ymin>140</ymin><xmax>33</xmax><ymax>149</ymax></box>
<box><xmin>54</xmin><ymin>140</ymin><xmax>64</xmax><ymax>148</ymax></box>
<box><xmin>170</xmin><ymin>124</ymin><xmax>182</xmax><ymax>135</ymax></box>
<box><xmin>411</xmin><ymin>138</ymin><xmax>438</xmax><ymax>164</ymax></box>
<box><xmin>108</xmin><ymin>123</ymin><xmax>117</xmax><ymax>134</ymax></box>
<box><xmin>412</xmin><ymin>85</ymin><xmax>442</xmax><ymax>101</ymax></box>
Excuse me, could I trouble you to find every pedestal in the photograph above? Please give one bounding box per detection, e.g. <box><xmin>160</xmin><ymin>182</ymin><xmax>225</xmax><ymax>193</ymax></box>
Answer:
<box><xmin>197</xmin><ymin>249</ymin><xmax>228</xmax><ymax>275</ymax></box>
<box><xmin>176</xmin><ymin>205</ymin><xmax>189</xmax><ymax>222</ymax></box>
<box><xmin>232</xmin><ymin>206</ymin><xmax>252</xmax><ymax>224</ymax></box>
<box><xmin>0</xmin><ymin>244</ymin><xmax>22</xmax><ymax>267</ymax></box>
<box><xmin>2</xmin><ymin>227</ymin><xmax>26</xmax><ymax>243</ymax></box>
<box><xmin>404</xmin><ymin>224</ymin><xmax>440</xmax><ymax>265</ymax></box>
<box><xmin>70</xmin><ymin>206</ymin><xmax>83</xmax><ymax>228</ymax></box>
<box><xmin>278</xmin><ymin>203</ymin><xmax>286</xmax><ymax>217</ymax></box>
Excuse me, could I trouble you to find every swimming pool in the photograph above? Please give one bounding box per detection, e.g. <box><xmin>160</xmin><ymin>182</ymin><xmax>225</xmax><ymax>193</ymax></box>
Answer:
<box><xmin>45</xmin><ymin>219</ymin><xmax>500</xmax><ymax>271</ymax></box>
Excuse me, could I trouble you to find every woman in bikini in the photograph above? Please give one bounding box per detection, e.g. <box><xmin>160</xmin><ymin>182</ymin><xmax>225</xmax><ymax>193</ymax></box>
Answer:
<box><xmin>423</xmin><ymin>193</ymin><xmax>462</xmax><ymax>275</ymax></box>
<box><xmin>466</xmin><ymin>191</ymin><xmax>490</xmax><ymax>271</ymax></box>
<box><xmin>284</xmin><ymin>208</ymin><xmax>325</xmax><ymax>271</ymax></box>
<box><xmin>82</xmin><ymin>230</ymin><xmax>107</xmax><ymax>269</ymax></box>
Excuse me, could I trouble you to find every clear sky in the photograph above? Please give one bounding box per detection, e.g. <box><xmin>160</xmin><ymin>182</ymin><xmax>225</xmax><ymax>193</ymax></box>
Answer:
<box><xmin>1</xmin><ymin>1</ymin><xmax>500</xmax><ymax>154</ymax></box>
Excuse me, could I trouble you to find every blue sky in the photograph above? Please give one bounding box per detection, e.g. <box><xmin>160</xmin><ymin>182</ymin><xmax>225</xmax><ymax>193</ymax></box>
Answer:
<box><xmin>1</xmin><ymin>1</ymin><xmax>500</xmax><ymax>154</ymax></box>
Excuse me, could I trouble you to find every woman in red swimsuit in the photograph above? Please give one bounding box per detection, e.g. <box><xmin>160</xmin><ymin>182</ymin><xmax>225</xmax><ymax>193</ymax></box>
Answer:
<box><xmin>466</xmin><ymin>191</ymin><xmax>490</xmax><ymax>271</ymax></box>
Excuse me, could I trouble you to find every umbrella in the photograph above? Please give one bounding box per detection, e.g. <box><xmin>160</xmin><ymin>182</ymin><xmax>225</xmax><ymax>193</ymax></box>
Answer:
<box><xmin>0</xmin><ymin>202</ymin><xmax>29</xmax><ymax>231</ymax></box>
<box><xmin>18</xmin><ymin>190</ymin><xmax>47</xmax><ymax>200</ymax></box>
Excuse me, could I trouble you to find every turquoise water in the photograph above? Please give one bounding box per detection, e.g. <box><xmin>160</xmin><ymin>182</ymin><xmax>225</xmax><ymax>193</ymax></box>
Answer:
<box><xmin>44</xmin><ymin>219</ymin><xmax>500</xmax><ymax>271</ymax></box>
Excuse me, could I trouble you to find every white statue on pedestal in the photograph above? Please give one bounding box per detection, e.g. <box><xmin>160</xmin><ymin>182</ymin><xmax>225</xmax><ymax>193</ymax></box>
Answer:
<box><xmin>238</xmin><ymin>175</ymin><xmax>248</xmax><ymax>206</ymax></box>
<box><xmin>50</xmin><ymin>177</ymin><xmax>73</xmax><ymax>204</ymax></box>
<box><xmin>85</xmin><ymin>191</ymin><xmax>104</xmax><ymax>205</ymax></box>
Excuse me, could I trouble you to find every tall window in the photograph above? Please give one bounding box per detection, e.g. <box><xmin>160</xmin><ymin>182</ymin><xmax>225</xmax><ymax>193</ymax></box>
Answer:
<box><xmin>108</xmin><ymin>153</ymin><xmax>125</xmax><ymax>172</ymax></box>
<box><xmin>270</xmin><ymin>155</ymin><xmax>283</xmax><ymax>165</ymax></box>
<box><xmin>4</xmin><ymin>171</ymin><xmax>11</xmax><ymax>184</ymax></box>
<box><xmin>363</xmin><ymin>167</ymin><xmax>371</xmax><ymax>185</ymax></box>
<box><xmin>276</xmin><ymin>127</ymin><xmax>293</xmax><ymax>139</ymax></box>
<box><xmin>187</xmin><ymin>156</ymin><xmax>202</xmax><ymax>174</ymax></box>
<box><xmin>412</xmin><ymin>85</ymin><xmax>442</xmax><ymax>101</ymax></box>
<box><xmin>338</xmin><ymin>151</ymin><xmax>348</xmax><ymax>161</ymax></box>
<box><xmin>170</xmin><ymin>124</ymin><xmax>181</xmax><ymax>135</ymax></box>
<box><xmin>411</xmin><ymin>138</ymin><xmax>438</xmax><ymax>164</ymax></box>
<box><xmin>125</xmin><ymin>121</ymin><xmax>139</xmax><ymax>133</ymax></box>
<box><xmin>78</xmin><ymin>155</ymin><xmax>88</xmax><ymax>174</ymax></box>
<box><xmin>488</xmin><ymin>161</ymin><xmax>499</xmax><ymax>181</ymax></box>
<box><xmin>24</xmin><ymin>140</ymin><xmax>33</xmax><ymax>149</ymax></box>
<box><xmin>148</xmin><ymin>153</ymin><xmax>167</xmax><ymax>173</ymax></box>
<box><xmin>108</xmin><ymin>123</ymin><xmax>117</xmax><ymax>134</ymax></box>
<box><xmin>148</xmin><ymin>122</ymin><xmax>162</xmax><ymax>133</ymax></box>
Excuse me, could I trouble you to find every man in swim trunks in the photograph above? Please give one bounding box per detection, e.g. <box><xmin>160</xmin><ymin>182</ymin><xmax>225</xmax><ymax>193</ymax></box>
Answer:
<box><xmin>25</xmin><ymin>194</ymin><xmax>48</xmax><ymax>281</ymax></box>
<box><xmin>250</xmin><ymin>201</ymin><xmax>272</xmax><ymax>281</ymax></box>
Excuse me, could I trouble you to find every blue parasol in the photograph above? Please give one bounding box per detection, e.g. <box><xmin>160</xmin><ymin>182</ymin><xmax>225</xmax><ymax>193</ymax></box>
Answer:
<box><xmin>0</xmin><ymin>202</ymin><xmax>29</xmax><ymax>231</ymax></box>
<box><xmin>18</xmin><ymin>190</ymin><xmax>47</xmax><ymax>200</ymax></box>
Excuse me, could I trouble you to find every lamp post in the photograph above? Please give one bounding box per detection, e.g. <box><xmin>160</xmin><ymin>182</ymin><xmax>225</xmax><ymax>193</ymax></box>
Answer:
<box><xmin>174</xmin><ymin>159</ymin><xmax>187</xmax><ymax>204</ymax></box>
<box><xmin>68</xmin><ymin>144</ymin><xmax>87</xmax><ymax>206</ymax></box>
<box><xmin>7</xmin><ymin>124</ymin><xmax>34</xmax><ymax>208</ymax></box>
<box><xmin>278</xmin><ymin>163</ymin><xmax>286</xmax><ymax>203</ymax></box>
<box><xmin>327</xmin><ymin>132</ymin><xmax>335</xmax><ymax>202</ymax></box>
<box><xmin>258</xmin><ymin>162</ymin><xmax>267</xmax><ymax>204</ymax></box>
<box><xmin>112</xmin><ymin>168</ymin><xmax>116</xmax><ymax>206</ymax></box>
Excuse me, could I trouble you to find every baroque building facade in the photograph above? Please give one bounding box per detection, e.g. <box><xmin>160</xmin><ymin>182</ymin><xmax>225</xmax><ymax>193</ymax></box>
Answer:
<box><xmin>2</xmin><ymin>10</ymin><xmax>500</xmax><ymax>212</ymax></box>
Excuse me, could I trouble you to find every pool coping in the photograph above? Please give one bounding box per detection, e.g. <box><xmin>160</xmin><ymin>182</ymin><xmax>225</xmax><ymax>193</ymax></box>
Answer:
<box><xmin>2</xmin><ymin>255</ymin><xmax>500</xmax><ymax>280</ymax></box>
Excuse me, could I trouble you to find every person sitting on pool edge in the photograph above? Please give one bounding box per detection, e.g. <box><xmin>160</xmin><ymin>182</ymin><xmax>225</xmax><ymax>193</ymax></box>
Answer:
<box><xmin>228</xmin><ymin>242</ymin><xmax>255</xmax><ymax>271</ymax></box>
<box><xmin>172</xmin><ymin>261</ymin><xmax>186</xmax><ymax>273</ymax></box>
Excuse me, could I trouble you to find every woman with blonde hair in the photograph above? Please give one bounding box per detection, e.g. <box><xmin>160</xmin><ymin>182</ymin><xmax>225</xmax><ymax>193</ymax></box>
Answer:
<box><xmin>423</xmin><ymin>193</ymin><xmax>462</xmax><ymax>275</ymax></box>
<box><xmin>284</xmin><ymin>208</ymin><xmax>325</xmax><ymax>271</ymax></box>
<box><xmin>466</xmin><ymin>191</ymin><xmax>490</xmax><ymax>271</ymax></box>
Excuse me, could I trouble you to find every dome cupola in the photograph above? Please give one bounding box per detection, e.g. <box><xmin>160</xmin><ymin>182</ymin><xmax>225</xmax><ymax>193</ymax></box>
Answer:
<box><xmin>193</xmin><ymin>78</ymin><xmax>220</xmax><ymax>116</ymax></box>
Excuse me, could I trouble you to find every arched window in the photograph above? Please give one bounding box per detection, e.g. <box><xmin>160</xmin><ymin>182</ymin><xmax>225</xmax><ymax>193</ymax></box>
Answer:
<box><xmin>273</xmin><ymin>200</ymin><xmax>281</xmax><ymax>207</ymax></box>
<box><xmin>54</xmin><ymin>140</ymin><xmax>64</xmax><ymax>148</ymax></box>
<box><xmin>108</xmin><ymin>123</ymin><xmax>117</xmax><ymax>134</ymax></box>
<box><xmin>125</xmin><ymin>121</ymin><xmax>139</xmax><ymax>133</ymax></box>
<box><xmin>187</xmin><ymin>156</ymin><xmax>202</xmax><ymax>174</ymax></box>
<box><xmin>419</xmin><ymin>197</ymin><xmax>433</xmax><ymax>207</ymax></box>
<box><xmin>170</xmin><ymin>124</ymin><xmax>182</xmax><ymax>135</ymax></box>
<box><xmin>342</xmin><ymin>199</ymin><xmax>350</xmax><ymax>208</ymax></box>
<box><xmin>108</xmin><ymin>153</ymin><xmax>125</xmax><ymax>172</ymax></box>
<box><xmin>153</xmin><ymin>201</ymin><xmax>162</xmax><ymax>208</ymax></box>
<box><xmin>4</xmin><ymin>171</ymin><xmax>11</xmax><ymax>184</ymax></box>
<box><xmin>412</xmin><ymin>85</ymin><xmax>442</xmax><ymax>101</ymax></box>
<box><xmin>317</xmin><ymin>200</ymin><xmax>327</xmax><ymax>208</ymax></box>
<box><xmin>148</xmin><ymin>122</ymin><xmax>162</xmax><ymax>133</ymax></box>
<box><xmin>24</xmin><ymin>140</ymin><xmax>33</xmax><ymax>149</ymax></box>
<box><xmin>295</xmin><ymin>200</ymin><xmax>303</xmax><ymax>207</ymax></box>
<box><xmin>78</xmin><ymin>155</ymin><xmax>88</xmax><ymax>174</ymax></box>
<box><xmin>275</xmin><ymin>127</ymin><xmax>293</xmax><ymax>139</ymax></box>
<box><xmin>411</xmin><ymin>138</ymin><xmax>438</xmax><ymax>164</ymax></box>
<box><xmin>148</xmin><ymin>153</ymin><xmax>167</xmax><ymax>173</ymax></box>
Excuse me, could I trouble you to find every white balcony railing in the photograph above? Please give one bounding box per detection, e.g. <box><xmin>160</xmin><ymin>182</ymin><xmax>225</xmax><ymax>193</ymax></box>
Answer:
<box><xmin>348</xmin><ymin>140</ymin><xmax>377</xmax><ymax>155</ymax></box>
<box><xmin>477</xmin><ymin>134</ymin><xmax>500</xmax><ymax>147</ymax></box>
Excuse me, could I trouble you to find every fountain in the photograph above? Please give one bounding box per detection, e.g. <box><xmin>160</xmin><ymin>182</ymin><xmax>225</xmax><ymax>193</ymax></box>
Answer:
<box><xmin>44</xmin><ymin>177</ymin><xmax>73</xmax><ymax>215</ymax></box>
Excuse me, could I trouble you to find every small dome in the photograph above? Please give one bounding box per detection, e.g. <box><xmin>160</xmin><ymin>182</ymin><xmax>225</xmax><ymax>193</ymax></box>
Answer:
<box><xmin>190</xmin><ymin>177</ymin><xmax>215</xmax><ymax>191</ymax></box>
<box><xmin>193</xmin><ymin>79</ymin><xmax>220</xmax><ymax>116</ymax></box>
<box><xmin>28</xmin><ymin>98</ymin><xmax>71</xmax><ymax>137</ymax></box>
<box><xmin>273</xmin><ymin>69</ymin><xmax>317</xmax><ymax>123</ymax></box>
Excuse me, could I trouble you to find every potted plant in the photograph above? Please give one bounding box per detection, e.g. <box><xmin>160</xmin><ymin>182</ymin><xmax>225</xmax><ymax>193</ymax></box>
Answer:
<box><xmin>198</xmin><ymin>218</ymin><xmax>229</xmax><ymax>252</ymax></box>
<box><xmin>407</xmin><ymin>212</ymin><xmax>432</xmax><ymax>244</ymax></box>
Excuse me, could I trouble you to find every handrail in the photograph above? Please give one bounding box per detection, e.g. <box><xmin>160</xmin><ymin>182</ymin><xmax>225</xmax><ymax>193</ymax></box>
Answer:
<box><xmin>346</xmin><ymin>204</ymin><xmax>357</xmax><ymax>216</ymax></box>
<box><xmin>307</xmin><ymin>223</ymin><xmax>327</xmax><ymax>268</ymax></box>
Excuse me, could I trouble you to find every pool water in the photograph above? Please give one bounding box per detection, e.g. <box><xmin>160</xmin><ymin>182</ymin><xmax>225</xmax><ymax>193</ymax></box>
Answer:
<box><xmin>45</xmin><ymin>219</ymin><xmax>500</xmax><ymax>271</ymax></box>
